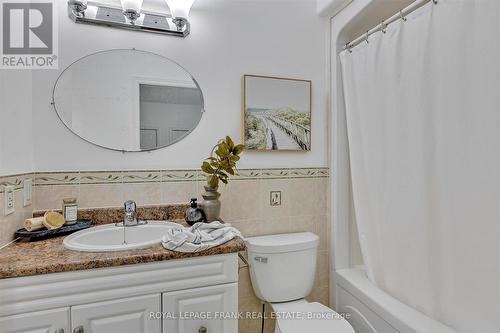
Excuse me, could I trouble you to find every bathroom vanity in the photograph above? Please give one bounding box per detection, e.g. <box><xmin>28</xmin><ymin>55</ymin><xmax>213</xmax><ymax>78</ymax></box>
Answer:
<box><xmin>0</xmin><ymin>227</ymin><xmax>244</xmax><ymax>333</ymax></box>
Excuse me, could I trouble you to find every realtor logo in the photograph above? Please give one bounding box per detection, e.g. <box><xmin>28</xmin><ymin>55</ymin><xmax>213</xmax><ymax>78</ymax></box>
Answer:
<box><xmin>1</xmin><ymin>0</ymin><xmax>58</xmax><ymax>69</ymax></box>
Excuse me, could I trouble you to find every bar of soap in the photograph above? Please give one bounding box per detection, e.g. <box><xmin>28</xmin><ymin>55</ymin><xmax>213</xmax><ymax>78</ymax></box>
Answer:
<box><xmin>43</xmin><ymin>211</ymin><xmax>65</xmax><ymax>230</ymax></box>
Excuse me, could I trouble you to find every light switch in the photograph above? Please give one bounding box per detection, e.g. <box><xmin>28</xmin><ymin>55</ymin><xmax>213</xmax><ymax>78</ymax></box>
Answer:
<box><xmin>23</xmin><ymin>178</ymin><xmax>32</xmax><ymax>207</ymax></box>
<box><xmin>4</xmin><ymin>185</ymin><xmax>15</xmax><ymax>215</ymax></box>
<box><xmin>270</xmin><ymin>191</ymin><xmax>282</xmax><ymax>206</ymax></box>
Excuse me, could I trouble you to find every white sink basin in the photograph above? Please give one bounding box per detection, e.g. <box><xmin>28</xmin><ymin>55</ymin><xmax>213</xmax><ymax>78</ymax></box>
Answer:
<box><xmin>63</xmin><ymin>222</ymin><xmax>180</xmax><ymax>252</ymax></box>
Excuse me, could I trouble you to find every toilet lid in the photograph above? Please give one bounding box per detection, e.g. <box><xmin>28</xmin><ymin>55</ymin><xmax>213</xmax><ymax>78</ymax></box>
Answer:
<box><xmin>273</xmin><ymin>302</ymin><xmax>355</xmax><ymax>333</ymax></box>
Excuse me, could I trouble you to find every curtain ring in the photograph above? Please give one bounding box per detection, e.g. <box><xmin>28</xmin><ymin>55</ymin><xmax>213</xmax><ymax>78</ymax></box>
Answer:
<box><xmin>365</xmin><ymin>31</ymin><xmax>369</xmax><ymax>44</ymax></box>
<box><xmin>380</xmin><ymin>21</ymin><xmax>387</xmax><ymax>34</ymax></box>
<box><xmin>345</xmin><ymin>43</ymin><xmax>353</xmax><ymax>53</ymax></box>
<box><xmin>399</xmin><ymin>10</ymin><xmax>407</xmax><ymax>21</ymax></box>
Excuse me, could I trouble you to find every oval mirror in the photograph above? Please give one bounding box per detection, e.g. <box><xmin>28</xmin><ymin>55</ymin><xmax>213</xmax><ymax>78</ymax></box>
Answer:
<box><xmin>53</xmin><ymin>49</ymin><xmax>204</xmax><ymax>152</ymax></box>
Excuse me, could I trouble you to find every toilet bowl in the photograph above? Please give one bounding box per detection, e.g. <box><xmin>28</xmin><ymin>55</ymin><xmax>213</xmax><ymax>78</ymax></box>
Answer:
<box><xmin>272</xmin><ymin>299</ymin><xmax>354</xmax><ymax>333</ymax></box>
<box><xmin>246</xmin><ymin>232</ymin><xmax>355</xmax><ymax>333</ymax></box>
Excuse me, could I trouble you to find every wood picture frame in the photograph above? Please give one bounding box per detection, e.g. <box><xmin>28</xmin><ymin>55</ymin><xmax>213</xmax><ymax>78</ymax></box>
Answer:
<box><xmin>242</xmin><ymin>74</ymin><xmax>312</xmax><ymax>151</ymax></box>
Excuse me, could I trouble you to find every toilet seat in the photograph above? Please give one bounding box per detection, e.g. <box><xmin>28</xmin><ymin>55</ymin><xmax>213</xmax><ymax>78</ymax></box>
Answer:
<box><xmin>271</xmin><ymin>300</ymin><xmax>355</xmax><ymax>333</ymax></box>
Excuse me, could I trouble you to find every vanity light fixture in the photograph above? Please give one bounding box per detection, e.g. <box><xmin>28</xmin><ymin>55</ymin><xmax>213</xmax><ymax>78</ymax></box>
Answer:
<box><xmin>165</xmin><ymin>0</ymin><xmax>194</xmax><ymax>31</ymax></box>
<box><xmin>120</xmin><ymin>0</ymin><xmax>144</xmax><ymax>23</ymax></box>
<box><xmin>67</xmin><ymin>0</ymin><xmax>194</xmax><ymax>37</ymax></box>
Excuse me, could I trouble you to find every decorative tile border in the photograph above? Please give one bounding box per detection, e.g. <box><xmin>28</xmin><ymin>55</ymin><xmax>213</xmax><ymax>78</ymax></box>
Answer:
<box><xmin>35</xmin><ymin>172</ymin><xmax>79</xmax><ymax>186</ymax></box>
<box><xmin>160</xmin><ymin>170</ymin><xmax>201</xmax><ymax>183</ymax></box>
<box><xmin>0</xmin><ymin>173</ymin><xmax>34</xmax><ymax>193</ymax></box>
<box><xmin>0</xmin><ymin>168</ymin><xmax>329</xmax><ymax>189</ymax></box>
<box><xmin>80</xmin><ymin>172</ymin><xmax>123</xmax><ymax>184</ymax></box>
<box><xmin>122</xmin><ymin>170</ymin><xmax>162</xmax><ymax>183</ymax></box>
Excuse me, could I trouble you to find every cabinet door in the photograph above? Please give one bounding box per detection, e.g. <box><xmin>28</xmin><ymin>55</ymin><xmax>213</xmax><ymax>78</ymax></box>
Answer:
<box><xmin>71</xmin><ymin>294</ymin><xmax>160</xmax><ymax>333</ymax></box>
<box><xmin>0</xmin><ymin>307</ymin><xmax>69</xmax><ymax>333</ymax></box>
<box><xmin>162</xmin><ymin>283</ymin><xmax>238</xmax><ymax>333</ymax></box>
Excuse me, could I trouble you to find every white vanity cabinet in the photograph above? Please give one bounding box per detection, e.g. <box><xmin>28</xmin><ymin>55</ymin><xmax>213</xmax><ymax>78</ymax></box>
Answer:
<box><xmin>163</xmin><ymin>283</ymin><xmax>238</xmax><ymax>333</ymax></box>
<box><xmin>0</xmin><ymin>254</ymin><xmax>239</xmax><ymax>333</ymax></box>
<box><xmin>0</xmin><ymin>307</ymin><xmax>70</xmax><ymax>333</ymax></box>
<box><xmin>71</xmin><ymin>294</ymin><xmax>161</xmax><ymax>333</ymax></box>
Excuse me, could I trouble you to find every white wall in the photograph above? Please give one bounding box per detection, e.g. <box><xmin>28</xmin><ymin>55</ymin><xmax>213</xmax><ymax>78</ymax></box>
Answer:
<box><xmin>31</xmin><ymin>0</ymin><xmax>327</xmax><ymax>171</ymax></box>
<box><xmin>0</xmin><ymin>70</ymin><xmax>33</xmax><ymax>176</ymax></box>
<box><xmin>317</xmin><ymin>0</ymin><xmax>352</xmax><ymax>17</ymax></box>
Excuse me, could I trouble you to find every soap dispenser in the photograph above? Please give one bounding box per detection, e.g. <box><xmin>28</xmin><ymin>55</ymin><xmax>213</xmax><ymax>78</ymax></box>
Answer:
<box><xmin>185</xmin><ymin>198</ymin><xmax>206</xmax><ymax>226</ymax></box>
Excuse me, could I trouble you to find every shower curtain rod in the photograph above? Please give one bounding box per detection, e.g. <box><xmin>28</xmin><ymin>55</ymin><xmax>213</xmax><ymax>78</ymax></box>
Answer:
<box><xmin>344</xmin><ymin>0</ymin><xmax>437</xmax><ymax>51</ymax></box>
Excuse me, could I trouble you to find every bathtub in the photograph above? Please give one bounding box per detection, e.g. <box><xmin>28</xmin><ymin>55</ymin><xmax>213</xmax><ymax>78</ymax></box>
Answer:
<box><xmin>335</xmin><ymin>268</ymin><xmax>458</xmax><ymax>333</ymax></box>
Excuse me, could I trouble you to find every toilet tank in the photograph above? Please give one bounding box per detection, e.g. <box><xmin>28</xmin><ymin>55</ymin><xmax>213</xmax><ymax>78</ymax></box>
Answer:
<box><xmin>245</xmin><ymin>232</ymin><xmax>319</xmax><ymax>303</ymax></box>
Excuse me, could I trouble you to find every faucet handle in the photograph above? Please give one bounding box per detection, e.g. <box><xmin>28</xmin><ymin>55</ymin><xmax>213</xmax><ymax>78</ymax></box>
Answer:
<box><xmin>124</xmin><ymin>200</ymin><xmax>136</xmax><ymax>214</ymax></box>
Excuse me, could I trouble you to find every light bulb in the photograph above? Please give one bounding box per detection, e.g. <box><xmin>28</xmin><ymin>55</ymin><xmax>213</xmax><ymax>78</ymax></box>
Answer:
<box><xmin>120</xmin><ymin>0</ymin><xmax>144</xmax><ymax>22</ymax></box>
<box><xmin>68</xmin><ymin>0</ymin><xmax>88</xmax><ymax>15</ymax></box>
<box><xmin>165</xmin><ymin>0</ymin><xmax>194</xmax><ymax>20</ymax></box>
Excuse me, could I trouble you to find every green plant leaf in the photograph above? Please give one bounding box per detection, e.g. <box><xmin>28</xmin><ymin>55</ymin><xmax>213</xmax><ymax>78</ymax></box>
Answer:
<box><xmin>233</xmin><ymin>144</ymin><xmax>245</xmax><ymax>155</ymax></box>
<box><xmin>219</xmin><ymin>142</ymin><xmax>230</xmax><ymax>156</ymax></box>
<box><xmin>226</xmin><ymin>136</ymin><xmax>234</xmax><ymax>150</ymax></box>
<box><xmin>201</xmin><ymin>161</ymin><xmax>214</xmax><ymax>174</ymax></box>
<box><xmin>208</xmin><ymin>175</ymin><xmax>219</xmax><ymax>188</ymax></box>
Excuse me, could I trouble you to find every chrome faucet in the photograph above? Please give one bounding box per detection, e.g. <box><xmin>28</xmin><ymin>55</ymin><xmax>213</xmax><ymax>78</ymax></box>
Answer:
<box><xmin>123</xmin><ymin>200</ymin><xmax>138</xmax><ymax>226</ymax></box>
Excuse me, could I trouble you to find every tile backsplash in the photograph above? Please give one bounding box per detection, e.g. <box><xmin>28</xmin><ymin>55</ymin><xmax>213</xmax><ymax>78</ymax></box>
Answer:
<box><xmin>0</xmin><ymin>167</ymin><xmax>330</xmax><ymax>333</ymax></box>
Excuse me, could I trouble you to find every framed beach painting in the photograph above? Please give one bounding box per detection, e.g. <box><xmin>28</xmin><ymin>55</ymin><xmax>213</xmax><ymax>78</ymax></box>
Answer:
<box><xmin>242</xmin><ymin>75</ymin><xmax>311</xmax><ymax>151</ymax></box>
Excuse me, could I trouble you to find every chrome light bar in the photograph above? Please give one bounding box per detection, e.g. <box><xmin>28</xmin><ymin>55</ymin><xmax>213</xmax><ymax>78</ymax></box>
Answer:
<box><xmin>67</xmin><ymin>0</ymin><xmax>190</xmax><ymax>37</ymax></box>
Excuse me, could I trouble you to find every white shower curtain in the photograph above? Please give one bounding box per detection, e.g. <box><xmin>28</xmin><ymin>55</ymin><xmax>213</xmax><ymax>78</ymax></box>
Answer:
<box><xmin>340</xmin><ymin>1</ymin><xmax>500</xmax><ymax>332</ymax></box>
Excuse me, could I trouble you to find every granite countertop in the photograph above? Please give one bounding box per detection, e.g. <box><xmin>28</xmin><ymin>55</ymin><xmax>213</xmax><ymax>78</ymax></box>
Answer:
<box><xmin>0</xmin><ymin>234</ymin><xmax>245</xmax><ymax>279</ymax></box>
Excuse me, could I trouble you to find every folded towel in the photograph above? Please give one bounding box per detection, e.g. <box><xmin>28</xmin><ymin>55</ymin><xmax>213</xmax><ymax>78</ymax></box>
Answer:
<box><xmin>161</xmin><ymin>221</ymin><xmax>243</xmax><ymax>253</ymax></box>
<box><xmin>24</xmin><ymin>217</ymin><xmax>45</xmax><ymax>232</ymax></box>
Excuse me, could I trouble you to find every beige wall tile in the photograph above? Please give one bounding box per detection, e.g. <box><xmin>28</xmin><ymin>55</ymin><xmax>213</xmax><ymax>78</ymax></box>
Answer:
<box><xmin>230</xmin><ymin>219</ymin><xmax>261</xmax><ymax>238</ymax></box>
<box><xmin>238</xmin><ymin>295</ymin><xmax>263</xmax><ymax>333</ymax></box>
<box><xmin>315</xmin><ymin>250</ymin><xmax>330</xmax><ymax>287</ymax></box>
<box><xmin>254</xmin><ymin>217</ymin><xmax>291</xmax><ymax>236</ymax></box>
<box><xmin>307</xmin><ymin>281</ymin><xmax>330</xmax><ymax>306</ymax></box>
<box><xmin>123</xmin><ymin>182</ymin><xmax>161</xmax><ymax>206</ymax></box>
<box><xmin>79</xmin><ymin>184</ymin><xmax>124</xmax><ymax>208</ymax></box>
<box><xmin>290</xmin><ymin>215</ymin><xmax>329</xmax><ymax>251</ymax></box>
<box><xmin>238</xmin><ymin>268</ymin><xmax>256</xmax><ymax>300</ymax></box>
<box><xmin>34</xmin><ymin>185</ymin><xmax>79</xmax><ymax>211</ymax></box>
<box><xmin>161</xmin><ymin>181</ymin><xmax>196</xmax><ymax>205</ymax></box>
<box><xmin>289</xmin><ymin>178</ymin><xmax>327</xmax><ymax>217</ymax></box>
<box><xmin>217</xmin><ymin>180</ymin><xmax>261</xmax><ymax>221</ymax></box>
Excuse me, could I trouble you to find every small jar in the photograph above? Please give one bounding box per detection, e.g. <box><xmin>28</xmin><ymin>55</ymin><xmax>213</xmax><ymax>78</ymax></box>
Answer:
<box><xmin>62</xmin><ymin>198</ymin><xmax>78</xmax><ymax>225</ymax></box>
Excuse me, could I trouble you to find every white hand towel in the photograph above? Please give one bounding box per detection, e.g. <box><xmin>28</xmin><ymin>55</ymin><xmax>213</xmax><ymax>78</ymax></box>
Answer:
<box><xmin>161</xmin><ymin>221</ymin><xmax>243</xmax><ymax>253</ymax></box>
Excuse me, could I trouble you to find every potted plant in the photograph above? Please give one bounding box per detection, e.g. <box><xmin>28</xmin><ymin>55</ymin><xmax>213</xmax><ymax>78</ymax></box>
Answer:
<box><xmin>200</xmin><ymin>136</ymin><xmax>244</xmax><ymax>221</ymax></box>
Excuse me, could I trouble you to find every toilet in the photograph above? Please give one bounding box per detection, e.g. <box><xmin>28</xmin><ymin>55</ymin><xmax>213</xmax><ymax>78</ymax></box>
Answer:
<box><xmin>246</xmin><ymin>232</ymin><xmax>355</xmax><ymax>333</ymax></box>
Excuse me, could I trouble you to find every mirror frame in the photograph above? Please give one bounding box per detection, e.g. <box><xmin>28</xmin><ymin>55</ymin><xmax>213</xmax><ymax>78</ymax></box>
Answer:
<box><xmin>51</xmin><ymin>48</ymin><xmax>205</xmax><ymax>152</ymax></box>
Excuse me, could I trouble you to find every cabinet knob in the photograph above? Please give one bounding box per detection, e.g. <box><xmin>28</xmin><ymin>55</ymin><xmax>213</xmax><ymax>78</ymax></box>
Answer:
<box><xmin>54</xmin><ymin>330</ymin><xmax>65</xmax><ymax>333</ymax></box>
<box><xmin>73</xmin><ymin>326</ymin><xmax>84</xmax><ymax>333</ymax></box>
<box><xmin>198</xmin><ymin>327</ymin><xmax>207</xmax><ymax>333</ymax></box>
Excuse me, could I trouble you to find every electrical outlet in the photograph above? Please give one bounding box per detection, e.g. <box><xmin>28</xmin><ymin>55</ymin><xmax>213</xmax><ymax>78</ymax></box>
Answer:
<box><xmin>23</xmin><ymin>178</ymin><xmax>32</xmax><ymax>207</ymax></box>
<box><xmin>270</xmin><ymin>191</ymin><xmax>282</xmax><ymax>206</ymax></box>
<box><xmin>4</xmin><ymin>185</ymin><xmax>15</xmax><ymax>216</ymax></box>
